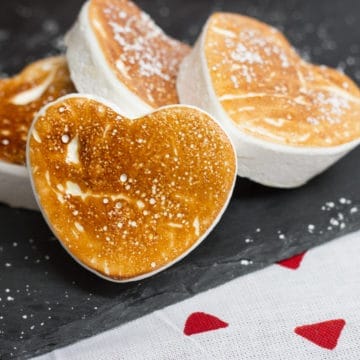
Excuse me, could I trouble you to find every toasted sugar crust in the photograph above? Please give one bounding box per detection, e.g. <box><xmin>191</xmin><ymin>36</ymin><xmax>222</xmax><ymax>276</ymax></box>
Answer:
<box><xmin>0</xmin><ymin>57</ymin><xmax>75</xmax><ymax>165</ymax></box>
<box><xmin>28</xmin><ymin>97</ymin><xmax>236</xmax><ymax>280</ymax></box>
<box><xmin>89</xmin><ymin>0</ymin><xmax>190</xmax><ymax>108</ymax></box>
<box><xmin>205</xmin><ymin>13</ymin><xmax>360</xmax><ymax>147</ymax></box>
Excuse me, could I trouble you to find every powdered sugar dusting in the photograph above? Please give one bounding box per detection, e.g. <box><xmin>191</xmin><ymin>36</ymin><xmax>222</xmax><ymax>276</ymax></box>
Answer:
<box><xmin>231</xmin><ymin>43</ymin><xmax>263</xmax><ymax>64</ymax></box>
<box><xmin>107</xmin><ymin>18</ymin><xmax>170</xmax><ymax>81</ymax></box>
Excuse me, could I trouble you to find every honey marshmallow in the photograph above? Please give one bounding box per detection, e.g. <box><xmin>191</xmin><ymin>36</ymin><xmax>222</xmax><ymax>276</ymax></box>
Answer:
<box><xmin>177</xmin><ymin>13</ymin><xmax>360</xmax><ymax>188</ymax></box>
<box><xmin>0</xmin><ymin>56</ymin><xmax>75</xmax><ymax>209</ymax></box>
<box><xmin>66</xmin><ymin>0</ymin><xmax>190</xmax><ymax>118</ymax></box>
<box><xmin>27</xmin><ymin>94</ymin><xmax>236</xmax><ymax>281</ymax></box>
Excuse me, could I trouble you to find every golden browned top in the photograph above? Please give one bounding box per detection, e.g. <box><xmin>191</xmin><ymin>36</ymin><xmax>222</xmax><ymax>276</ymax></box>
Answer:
<box><xmin>0</xmin><ymin>56</ymin><xmax>75</xmax><ymax>165</ymax></box>
<box><xmin>28</xmin><ymin>97</ymin><xmax>236</xmax><ymax>280</ymax></box>
<box><xmin>205</xmin><ymin>13</ymin><xmax>360</xmax><ymax>147</ymax></box>
<box><xmin>89</xmin><ymin>0</ymin><xmax>191</xmax><ymax>108</ymax></box>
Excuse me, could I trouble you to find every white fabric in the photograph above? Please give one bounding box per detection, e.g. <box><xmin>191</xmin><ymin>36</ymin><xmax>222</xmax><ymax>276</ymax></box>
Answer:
<box><xmin>35</xmin><ymin>230</ymin><xmax>360</xmax><ymax>360</ymax></box>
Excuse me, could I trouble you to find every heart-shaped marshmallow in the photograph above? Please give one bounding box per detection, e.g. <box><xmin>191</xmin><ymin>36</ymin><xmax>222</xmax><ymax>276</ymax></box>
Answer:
<box><xmin>177</xmin><ymin>13</ymin><xmax>360</xmax><ymax>188</ymax></box>
<box><xmin>66</xmin><ymin>0</ymin><xmax>191</xmax><ymax>118</ymax></box>
<box><xmin>0</xmin><ymin>56</ymin><xmax>75</xmax><ymax>209</ymax></box>
<box><xmin>27</xmin><ymin>95</ymin><xmax>236</xmax><ymax>281</ymax></box>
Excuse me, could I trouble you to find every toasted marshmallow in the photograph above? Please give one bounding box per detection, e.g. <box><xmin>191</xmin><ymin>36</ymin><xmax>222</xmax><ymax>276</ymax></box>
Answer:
<box><xmin>65</xmin><ymin>0</ymin><xmax>190</xmax><ymax>118</ymax></box>
<box><xmin>0</xmin><ymin>56</ymin><xmax>75</xmax><ymax>209</ymax></box>
<box><xmin>177</xmin><ymin>13</ymin><xmax>360</xmax><ymax>188</ymax></box>
<box><xmin>27</xmin><ymin>94</ymin><xmax>236</xmax><ymax>281</ymax></box>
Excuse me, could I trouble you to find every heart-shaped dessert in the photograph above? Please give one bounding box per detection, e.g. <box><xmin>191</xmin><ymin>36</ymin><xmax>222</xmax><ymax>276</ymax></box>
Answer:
<box><xmin>177</xmin><ymin>13</ymin><xmax>360</xmax><ymax>188</ymax></box>
<box><xmin>65</xmin><ymin>0</ymin><xmax>191</xmax><ymax>118</ymax></box>
<box><xmin>27</xmin><ymin>95</ymin><xmax>236</xmax><ymax>281</ymax></box>
<box><xmin>0</xmin><ymin>56</ymin><xmax>75</xmax><ymax>209</ymax></box>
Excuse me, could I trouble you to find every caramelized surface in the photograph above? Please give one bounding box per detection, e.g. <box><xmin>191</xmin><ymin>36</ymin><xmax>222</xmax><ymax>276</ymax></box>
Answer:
<box><xmin>0</xmin><ymin>57</ymin><xmax>75</xmax><ymax>165</ymax></box>
<box><xmin>89</xmin><ymin>0</ymin><xmax>190</xmax><ymax>108</ymax></box>
<box><xmin>205</xmin><ymin>13</ymin><xmax>360</xmax><ymax>147</ymax></box>
<box><xmin>28</xmin><ymin>97</ymin><xmax>236</xmax><ymax>280</ymax></box>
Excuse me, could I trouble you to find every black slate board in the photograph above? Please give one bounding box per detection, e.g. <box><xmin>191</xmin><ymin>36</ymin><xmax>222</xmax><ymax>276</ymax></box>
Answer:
<box><xmin>1</xmin><ymin>0</ymin><xmax>360</xmax><ymax>358</ymax></box>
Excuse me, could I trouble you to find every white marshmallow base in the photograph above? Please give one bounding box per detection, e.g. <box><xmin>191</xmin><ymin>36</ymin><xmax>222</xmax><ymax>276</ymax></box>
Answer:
<box><xmin>177</xmin><ymin>33</ymin><xmax>360</xmax><ymax>188</ymax></box>
<box><xmin>65</xmin><ymin>2</ymin><xmax>153</xmax><ymax>119</ymax></box>
<box><xmin>0</xmin><ymin>161</ymin><xmax>38</xmax><ymax>210</ymax></box>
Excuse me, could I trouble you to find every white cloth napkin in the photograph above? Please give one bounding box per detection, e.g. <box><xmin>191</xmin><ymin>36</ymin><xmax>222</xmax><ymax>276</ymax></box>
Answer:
<box><xmin>35</xmin><ymin>230</ymin><xmax>360</xmax><ymax>360</ymax></box>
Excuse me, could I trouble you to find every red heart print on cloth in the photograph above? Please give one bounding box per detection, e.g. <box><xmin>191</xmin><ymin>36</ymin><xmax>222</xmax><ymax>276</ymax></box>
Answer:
<box><xmin>277</xmin><ymin>252</ymin><xmax>307</xmax><ymax>270</ymax></box>
<box><xmin>294</xmin><ymin>319</ymin><xmax>346</xmax><ymax>350</ymax></box>
<box><xmin>184</xmin><ymin>312</ymin><xmax>228</xmax><ymax>336</ymax></box>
